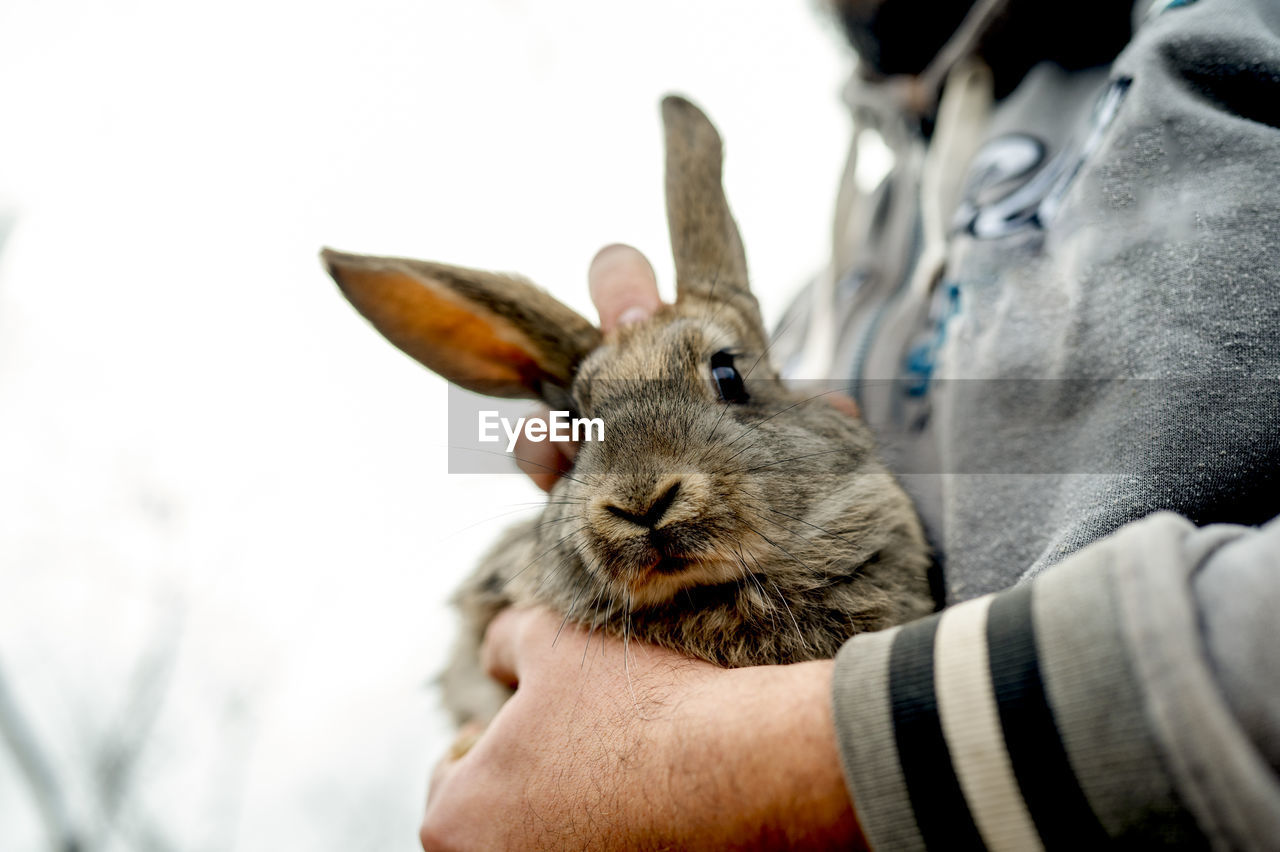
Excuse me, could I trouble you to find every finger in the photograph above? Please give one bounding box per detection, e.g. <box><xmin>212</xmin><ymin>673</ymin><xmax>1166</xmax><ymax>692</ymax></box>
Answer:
<box><xmin>426</xmin><ymin>743</ymin><xmax>460</xmax><ymax>807</ymax></box>
<box><xmin>422</xmin><ymin>749</ymin><xmax>464</xmax><ymax>850</ymax></box>
<box><xmin>513</xmin><ymin>407</ymin><xmax>575</xmax><ymax>492</ymax></box>
<box><xmin>480</xmin><ymin>607</ymin><xmax>528</xmax><ymax>688</ymax></box>
<box><xmin>447</xmin><ymin>721</ymin><xmax>487</xmax><ymax>761</ymax></box>
<box><xmin>588</xmin><ymin>244</ymin><xmax>663</xmax><ymax>331</ymax></box>
<box><xmin>825</xmin><ymin>392</ymin><xmax>861</xmax><ymax>420</ymax></box>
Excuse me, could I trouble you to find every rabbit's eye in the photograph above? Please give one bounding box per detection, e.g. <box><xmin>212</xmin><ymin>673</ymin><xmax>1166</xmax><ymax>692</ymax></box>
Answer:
<box><xmin>710</xmin><ymin>350</ymin><xmax>749</xmax><ymax>404</ymax></box>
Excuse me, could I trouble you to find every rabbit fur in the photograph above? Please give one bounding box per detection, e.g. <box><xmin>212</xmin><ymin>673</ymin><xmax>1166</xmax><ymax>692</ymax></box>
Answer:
<box><xmin>321</xmin><ymin>96</ymin><xmax>936</xmax><ymax>726</ymax></box>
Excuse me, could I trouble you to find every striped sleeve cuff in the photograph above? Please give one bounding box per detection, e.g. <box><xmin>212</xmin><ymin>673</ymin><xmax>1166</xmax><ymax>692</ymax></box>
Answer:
<box><xmin>831</xmin><ymin>523</ymin><xmax>1207</xmax><ymax>851</ymax></box>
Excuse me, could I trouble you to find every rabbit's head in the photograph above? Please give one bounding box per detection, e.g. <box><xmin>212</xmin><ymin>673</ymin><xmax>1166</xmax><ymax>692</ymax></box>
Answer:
<box><xmin>323</xmin><ymin>96</ymin><xmax>922</xmax><ymax>617</ymax></box>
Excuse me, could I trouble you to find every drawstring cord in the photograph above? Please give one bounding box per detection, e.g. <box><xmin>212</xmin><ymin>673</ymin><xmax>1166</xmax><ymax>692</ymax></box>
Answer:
<box><xmin>795</xmin><ymin>0</ymin><xmax>1005</xmax><ymax>380</ymax></box>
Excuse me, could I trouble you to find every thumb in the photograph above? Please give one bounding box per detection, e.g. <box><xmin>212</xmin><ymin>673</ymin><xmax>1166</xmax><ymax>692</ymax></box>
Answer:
<box><xmin>589</xmin><ymin>244</ymin><xmax>663</xmax><ymax>331</ymax></box>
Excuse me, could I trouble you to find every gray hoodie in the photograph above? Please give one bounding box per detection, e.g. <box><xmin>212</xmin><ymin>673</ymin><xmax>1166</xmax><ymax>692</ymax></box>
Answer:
<box><xmin>781</xmin><ymin>0</ymin><xmax>1280</xmax><ymax>846</ymax></box>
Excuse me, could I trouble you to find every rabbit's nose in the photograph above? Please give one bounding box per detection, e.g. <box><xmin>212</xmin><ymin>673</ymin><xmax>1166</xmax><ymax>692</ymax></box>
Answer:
<box><xmin>603</xmin><ymin>480</ymin><xmax>682</xmax><ymax>529</ymax></box>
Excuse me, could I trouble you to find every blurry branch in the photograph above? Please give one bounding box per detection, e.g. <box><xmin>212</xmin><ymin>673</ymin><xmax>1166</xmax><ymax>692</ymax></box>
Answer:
<box><xmin>0</xmin><ymin>208</ymin><xmax>80</xmax><ymax>851</ymax></box>
<box><xmin>109</xmin><ymin>796</ymin><xmax>179</xmax><ymax>852</ymax></box>
<box><xmin>92</xmin><ymin>589</ymin><xmax>184</xmax><ymax>834</ymax></box>
<box><xmin>0</xmin><ymin>658</ymin><xmax>86</xmax><ymax>852</ymax></box>
<box><xmin>0</xmin><ymin>207</ymin><xmax>13</xmax><ymax>255</ymax></box>
<box><xmin>0</xmin><ymin>487</ymin><xmax>257</xmax><ymax>852</ymax></box>
<box><xmin>203</xmin><ymin>687</ymin><xmax>258</xmax><ymax>852</ymax></box>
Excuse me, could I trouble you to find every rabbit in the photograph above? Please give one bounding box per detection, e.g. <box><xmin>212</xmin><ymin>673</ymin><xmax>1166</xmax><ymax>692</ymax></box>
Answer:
<box><xmin>321</xmin><ymin>95</ymin><xmax>936</xmax><ymax>727</ymax></box>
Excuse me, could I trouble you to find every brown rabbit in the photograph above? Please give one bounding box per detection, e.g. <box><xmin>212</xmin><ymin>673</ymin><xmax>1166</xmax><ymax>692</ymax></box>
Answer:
<box><xmin>322</xmin><ymin>96</ymin><xmax>936</xmax><ymax>726</ymax></box>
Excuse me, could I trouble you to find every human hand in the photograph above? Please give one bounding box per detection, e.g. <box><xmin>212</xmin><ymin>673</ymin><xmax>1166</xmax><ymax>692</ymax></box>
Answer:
<box><xmin>421</xmin><ymin>605</ymin><xmax>864</xmax><ymax>850</ymax></box>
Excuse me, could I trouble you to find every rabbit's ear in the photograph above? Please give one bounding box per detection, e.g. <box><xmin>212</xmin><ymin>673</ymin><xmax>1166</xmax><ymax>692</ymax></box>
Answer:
<box><xmin>662</xmin><ymin>96</ymin><xmax>764</xmax><ymax>331</ymax></box>
<box><xmin>322</xmin><ymin>249</ymin><xmax>600</xmax><ymax>400</ymax></box>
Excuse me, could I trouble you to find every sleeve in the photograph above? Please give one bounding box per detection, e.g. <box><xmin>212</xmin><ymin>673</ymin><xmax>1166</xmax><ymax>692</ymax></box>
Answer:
<box><xmin>830</xmin><ymin>511</ymin><xmax>1280</xmax><ymax>851</ymax></box>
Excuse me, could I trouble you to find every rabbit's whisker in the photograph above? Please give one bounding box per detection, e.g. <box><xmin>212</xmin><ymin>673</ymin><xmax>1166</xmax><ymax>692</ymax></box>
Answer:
<box><xmin>696</xmin><ymin>310</ymin><xmax>805</xmax><ymax>466</ymax></box>
<box><xmin>695</xmin><ymin>294</ymin><xmax>747</xmax><ymax>453</ymax></box>
<box><xmin>734</xmin><ymin>547</ymin><xmax>778</xmax><ymax>631</ymax></box>
<box><xmin>622</xmin><ymin>590</ymin><xmax>639</xmax><ymax>708</ymax></box>
<box><xmin>745</xmin><ymin>551</ymin><xmax>783</xmax><ymax>634</ymax></box>
<box><xmin>447</xmin><ymin>445</ymin><xmax>590</xmax><ymax>487</ymax></box>
<box><xmin>502</xmin><ymin>525</ymin><xmax>585</xmax><ymax>591</ymax></box>
<box><xmin>580</xmin><ymin>582</ymin><xmax>609</xmax><ymax>668</ymax></box>
<box><xmin>731</xmin><ymin>523</ymin><xmax>813</xmax><ymax>655</ymax></box>
<box><xmin>553</xmin><ymin>580</ymin><xmax>589</xmax><ymax>649</ymax></box>
<box><xmin>770</xmin><ymin>577</ymin><xmax>813</xmax><ymax>657</ymax></box>
<box><xmin>744</xmin><ymin>309</ymin><xmax>802</xmax><ymax>382</ymax></box>
<box><xmin>707</xmin><ymin>311</ymin><xmax>807</xmax><ymax>461</ymax></box>
<box><xmin>720</xmin><ymin>387</ymin><xmax>851</xmax><ymax>458</ymax></box>
<box><xmin>742</xmin><ymin>500</ymin><xmax>863</xmax><ymax>558</ymax></box>
<box><xmin>458</xmin><ymin>494</ymin><xmax>584</xmax><ymax>534</ymax></box>
<box><xmin>693</xmin><ymin>265</ymin><xmax>753</xmax><ymax>451</ymax></box>
<box><xmin>696</xmin><ymin>257</ymin><xmax>728</xmax><ymax>326</ymax></box>
<box><xmin>744</xmin><ymin>526</ymin><xmax>817</xmax><ymax>575</ymax></box>
<box><xmin>531</xmin><ymin>539</ymin><xmax>587</xmax><ymax>598</ymax></box>
<box><xmin>694</xmin><ymin>274</ymin><xmax>796</xmax><ymax>460</ymax></box>
<box><xmin>725</xmin><ymin>515</ymin><xmax>807</xmax><ymax>641</ymax></box>
<box><xmin>452</xmin><ymin>505</ymin><xmax>550</xmax><ymax>535</ymax></box>
<box><xmin>744</xmin><ymin>449</ymin><xmax>848</xmax><ymax>473</ymax></box>
<box><xmin>735</xmin><ymin>501</ymin><xmax>822</xmax><ymax>546</ymax></box>
<box><xmin>752</xmin><ymin>502</ymin><xmax>859</xmax><ymax>547</ymax></box>
<box><xmin>532</xmin><ymin>514</ymin><xmax>583</xmax><ymax>532</ymax></box>
<box><xmin>701</xmin><ymin>396</ymin><xmax>737</xmax><ymax>455</ymax></box>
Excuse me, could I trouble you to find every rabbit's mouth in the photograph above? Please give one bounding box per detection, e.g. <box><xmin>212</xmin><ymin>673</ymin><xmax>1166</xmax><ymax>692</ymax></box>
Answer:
<box><xmin>652</xmin><ymin>556</ymin><xmax>689</xmax><ymax>574</ymax></box>
<box><xmin>620</xmin><ymin>551</ymin><xmax>745</xmax><ymax>606</ymax></box>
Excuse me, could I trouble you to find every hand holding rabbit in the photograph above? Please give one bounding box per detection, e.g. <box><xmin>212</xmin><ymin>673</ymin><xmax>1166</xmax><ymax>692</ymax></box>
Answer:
<box><xmin>420</xmin><ymin>249</ymin><xmax>870</xmax><ymax>849</ymax></box>
<box><xmin>323</xmin><ymin>97</ymin><xmax>936</xmax><ymax>727</ymax></box>
<box><xmin>422</xmin><ymin>603</ymin><xmax>866</xmax><ymax>852</ymax></box>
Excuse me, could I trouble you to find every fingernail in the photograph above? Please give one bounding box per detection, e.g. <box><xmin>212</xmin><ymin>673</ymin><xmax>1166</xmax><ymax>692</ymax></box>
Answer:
<box><xmin>617</xmin><ymin>306</ymin><xmax>651</xmax><ymax>326</ymax></box>
<box><xmin>590</xmin><ymin>243</ymin><xmax>633</xmax><ymax>269</ymax></box>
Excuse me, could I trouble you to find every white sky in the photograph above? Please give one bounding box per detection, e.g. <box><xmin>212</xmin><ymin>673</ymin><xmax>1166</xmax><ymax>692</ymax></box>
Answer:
<box><xmin>0</xmin><ymin>2</ymin><xmax>853</xmax><ymax>849</ymax></box>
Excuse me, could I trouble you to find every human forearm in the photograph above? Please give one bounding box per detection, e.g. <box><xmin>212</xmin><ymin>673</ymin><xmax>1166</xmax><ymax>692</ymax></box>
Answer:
<box><xmin>831</xmin><ymin>512</ymin><xmax>1280</xmax><ymax>851</ymax></box>
<box><xmin>662</xmin><ymin>659</ymin><xmax>864</xmax><ymax>849</ymax></box>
